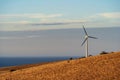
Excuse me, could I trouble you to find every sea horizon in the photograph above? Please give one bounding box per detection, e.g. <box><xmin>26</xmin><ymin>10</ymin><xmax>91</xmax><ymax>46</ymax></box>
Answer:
<box><xmin>0</xmin><ymin>56</ymin><xmax>79</xmax><ymax>67</ymax></box>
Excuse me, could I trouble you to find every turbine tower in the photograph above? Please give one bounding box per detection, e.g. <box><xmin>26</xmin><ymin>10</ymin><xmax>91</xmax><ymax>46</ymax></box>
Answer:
<box><xmin>81</xmin><ymin>26</ymin><xmax>97</xmax><ymax>58</ymax></box>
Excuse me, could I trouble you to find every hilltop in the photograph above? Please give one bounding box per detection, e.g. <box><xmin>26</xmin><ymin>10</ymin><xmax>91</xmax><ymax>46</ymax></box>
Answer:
<box><xmin>0</xmin><ymin>51</ymin><xmax>120</xmax><ymax>80</ymax></box>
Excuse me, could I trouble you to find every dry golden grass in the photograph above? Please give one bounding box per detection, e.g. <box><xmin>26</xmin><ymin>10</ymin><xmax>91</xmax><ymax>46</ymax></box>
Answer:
<box><xmin>0</xmin><ymin>51</ymin><xmax>120</xmax><ymax>80</ymax></box>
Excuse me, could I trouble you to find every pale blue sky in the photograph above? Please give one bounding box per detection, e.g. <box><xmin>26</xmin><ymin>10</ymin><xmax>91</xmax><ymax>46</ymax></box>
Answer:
<box><xmin>0</xmin><ymin>0</ymin><xmax>120</xmax><ymax>31</ymax></box>
<box><xmin>0</xmin><ymin>0</ymin><xmax>119</xmax><ymax>14</ymax></box>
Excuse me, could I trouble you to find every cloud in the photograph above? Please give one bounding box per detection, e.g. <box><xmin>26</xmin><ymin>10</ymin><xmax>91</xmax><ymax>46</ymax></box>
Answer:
<box><xmin>85</xmin><ymin>12</ymin><xmax>120</xmax><ymax>23</ymax></box>
<box><xmin>0</xmin><ymin>37</ymin><xmax>23</xmax><ymax>39</ymax></box>
<box><xmin>29</xmin><ymin>19</ymin><xmax>87</xmax><ymax>26</ymax></box>
<box><xmin>99</xmin><ymin>12</ymin><xmax>120</xmax><ymax>18</ymax></box>
<box><xmin>88</xmin><ymin>12</ymin><xmax>120</xmax><ymax>19</ymax></box>
<box><xmin>0</xmin><ymin>16</ymin><xmax>87</xmax><ymax>25</ymax></box>
<box><xmin>29</xmin><ymin>14</ymin><xmax>62</xmax><ymax>18</ymax></box>
<box><xmin>0</xmin><ymin>13</ymin><xmax>63</xmax><ymax>25</ymax></box>
<box><xmin>0</xmin><ymin>12</ymin><xmax>120</xmax><ymax>31</ymax></box>
<box><xmin>0</xmin><ymin>20</ymin><xmax>86</xmax><ymax>31</ymax></box>
<box><xmin>0</xmin><ymin>35</ymin><xmax>41</xmax><ymax>39</ymax></box>
<box><xmin>0</xmin><ymin>14</ymin><xmax>63</xmax><ymax>19</ymax></box>
<box><xmin>26</xmin><ymin>35</ymin><xmax>41</xmax><ymax>38</ymax></box>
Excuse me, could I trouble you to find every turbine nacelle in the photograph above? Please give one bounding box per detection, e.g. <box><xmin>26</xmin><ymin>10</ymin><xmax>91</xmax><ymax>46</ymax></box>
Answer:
<box><xmin>81</xmin><ymin>26</ymin><xmax>97</xmax><ymax>46</ymax></box>
<box><xmin>85</xmin><ymin>35</ymin><xmax>88</xmax><ymax>39</ymax></box>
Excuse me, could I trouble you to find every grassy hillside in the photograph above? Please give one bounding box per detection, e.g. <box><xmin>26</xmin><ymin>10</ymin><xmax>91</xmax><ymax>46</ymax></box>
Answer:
<box><xmin>0</xmin><ymin>52</ymin><xmax>120</xmax><ymax>80</ymax></box>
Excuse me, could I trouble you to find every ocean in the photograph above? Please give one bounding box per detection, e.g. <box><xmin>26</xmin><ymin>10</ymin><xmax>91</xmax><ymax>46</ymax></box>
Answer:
<box><xmin>0</xmin><ymin>57</ymin><xmax>75</xmax><ymax>67</ymax></box>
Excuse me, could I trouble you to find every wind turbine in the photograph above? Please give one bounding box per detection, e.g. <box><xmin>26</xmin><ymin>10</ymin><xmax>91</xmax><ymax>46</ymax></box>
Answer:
<box><xmin>81</xmin><ymin>26</ymin><xmax>97</xmax><ymax>58</ymax></box>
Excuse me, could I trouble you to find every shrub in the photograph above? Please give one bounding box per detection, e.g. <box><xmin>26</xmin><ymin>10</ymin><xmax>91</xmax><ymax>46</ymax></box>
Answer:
<box><xmin>89</xmin><ymin>55</ymin><xmax>92</xmax><ymax>57</ymax></box>
<box><xmin>67</xmin><ymin>57</ymin><xmax>73</xmax><ymax>63</ymax></box>
<box><xmin>10</xmin><ymin>69</ymin><xmax>16</xmax><ymax>72</ymax></box>
<box><xmin>69</xmin><ymin>57</ymin><xmax>73</xmax><ymax>60</ymax></box>
<box><xmin>100</xmin><ymin>51</ymin><xmax>108</xmax><ymax>55</ymax></box>
<box><xmin>111</xmin><ymin>51</ymin><xmax>114</xmax><ymax>53</ymax></box>
<box><xmin>79</xmin><ymin>56</ymin><xmax>85</xmax><ymax>59</ymax></box>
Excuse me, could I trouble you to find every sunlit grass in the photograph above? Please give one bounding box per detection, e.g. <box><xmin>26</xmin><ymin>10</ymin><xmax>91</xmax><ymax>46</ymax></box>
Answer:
<box><xmin>0</xmin><ymin>52</ymin><xmax>120</xmax><ymax>80</ymax></box>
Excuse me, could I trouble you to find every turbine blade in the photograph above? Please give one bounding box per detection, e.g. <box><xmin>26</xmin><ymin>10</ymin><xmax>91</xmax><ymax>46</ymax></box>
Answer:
<box><xmin>83</xmin><ymin>25</ymin><xmax>88</xmax><ymax>35</ymax></box>
<box><xmin>88</xmin><ymin>36</ymin><xmax>98</xmax><ymax>39</ymax></box>
<box><xmin>81</xmin><ymin>38</ymin><xmax>88</xmax><ymax>46</ymax></box>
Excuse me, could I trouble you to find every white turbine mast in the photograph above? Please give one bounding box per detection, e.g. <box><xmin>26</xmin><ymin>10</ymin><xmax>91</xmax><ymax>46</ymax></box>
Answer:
<box><xmin>81</xmin><ymin>25</ymin><xmax>97</xmax><ymax>58</ymax></box>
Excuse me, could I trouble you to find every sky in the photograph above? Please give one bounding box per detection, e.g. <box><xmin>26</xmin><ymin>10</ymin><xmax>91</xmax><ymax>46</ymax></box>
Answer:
<box><xmin>0</xmin><ymin>0</ymin><xmax>120</xmax><ymax>31</ymax></box>
<box><xmin>0</xmin><ymin>0</ymin><xmax>120</xmax><ymax>57</ymax></box>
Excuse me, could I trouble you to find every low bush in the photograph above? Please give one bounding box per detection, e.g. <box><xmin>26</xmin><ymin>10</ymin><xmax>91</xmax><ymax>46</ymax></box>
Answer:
<box><xmin>10</xmin><ymin>69</ymin><xmax>16</xmax><ymax>72</ymax></box>
<box><xmin>100</xmin><ymin>51</ymin><xmax>108</xmax><ymax>55</ymax></box>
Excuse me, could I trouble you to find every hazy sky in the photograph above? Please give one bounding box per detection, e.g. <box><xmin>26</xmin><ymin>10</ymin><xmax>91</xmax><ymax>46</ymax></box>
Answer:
<box><xmin>0</xmin><ymin>0</ymin><xmax>120</xmax><ymax>57</ymax></box>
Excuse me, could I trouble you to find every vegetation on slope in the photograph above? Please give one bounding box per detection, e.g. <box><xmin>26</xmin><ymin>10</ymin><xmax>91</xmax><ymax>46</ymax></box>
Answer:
<box><xmin>0</xmin><ymin>52</ymin><xmax>120</xmax><ymax>80</ymax></box>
